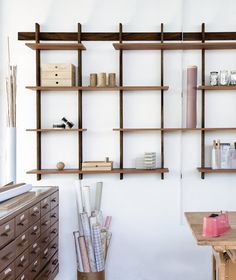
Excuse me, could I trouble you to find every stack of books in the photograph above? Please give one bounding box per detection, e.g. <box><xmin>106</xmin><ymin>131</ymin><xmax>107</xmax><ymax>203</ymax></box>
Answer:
<box><xmin>82</xmin><ymin>161</ymin><xmax>113</xmax><ymax>171</ymax></box>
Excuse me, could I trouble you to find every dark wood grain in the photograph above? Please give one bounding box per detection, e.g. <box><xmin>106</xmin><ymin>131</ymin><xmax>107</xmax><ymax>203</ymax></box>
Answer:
<box><xmin>119</xmin><ymin>23</ymin><xmax>124</xmax><ymax>180</ymax></box>
<box><xmin>197</xmin><ymin>168</ymin><xmax>236</xmax><ymax>173</ymax></box>
<box><xmin>113</xmin><ymin>127</ymin><xmax>236</xmax><ymax>132</ymax></box>
<box><xmin>18</xmin><ymin>32</ymin><xmax>236</xmax><ymax>42</ymax></box>
<box><xmin>78</xmin><ymin>23</ymin><xmax>83</xmax><ymax>180</ymax></box>
<box><xmin>26</xmin><ymin>128</ymin><xmax>87</xmax><ymax>132</ymax></box>
<box><xmin>160</xmin><ymin>23</ymin><xmax>164</xmax><ymax>180</ymax></box>
<box><xmin>26</xmin><ymin>86</ymin><xmax>169</xmax><ymax>91</ymax></box>
<box><xmin>198</xmin><ymin>85</ymin><xmax>236</xmax><ymax>90</ymax></box>
<box><xmin>201</xmin><ymin>23</ymin><xmax>206</xmax><ymax>179</ymax></box>
<box><xmin>35</xmin><ymin>23</ymin><xmax>41</xmax><ymax>181</ymax></box>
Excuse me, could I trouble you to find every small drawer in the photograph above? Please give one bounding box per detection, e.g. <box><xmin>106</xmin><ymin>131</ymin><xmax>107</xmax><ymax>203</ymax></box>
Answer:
<box><xmin>15</xmin><ymin>231</ymin><xmax>29</xmax><ymax>257</ymax></box>
<box><xmin>15</xmin><ymin>210</ymin><xmax>29</xmax><ymax>236</ymax></box>
<box><xmin>16</xmin><ymin>269</ymin><xmax>28</xmax><ymax>280</ymax></box>
<box><xmin>50</xmin><ymin>251</ymin><xmax>59</xmax><ymax>274</ymax></box>
<box><xmin>41</xmin><ymin>79</ymin><xmax>74</xmax><ymax>86</ymax></box>
<box><xmin>40</xmin><ymin>246</ymin><xmax>51</xmax><ymax>269</ymax></box>
<box><xmin>41</xmin><ymin>63</ymin><xmax>75</xmax><ymax>72</ymax></box>
<box><xmin>41</xmin><ymin>71</ymin><xmax>74</xmax><ymax>79</ymax></box>
<box><xmin>29</xmin><ymin>203</ymin><xmax>41</xmax><ymax>226</ymax></box>
<box><xmin>29</xmin><ymin>240</ymin><xmax>40</xmax><ymax>263</ymax></box>
<box><xmin>41</xmin><ymin>197</ymin><xmax>50</xmax><ymax>216</ymax></box>
<box><xmin>50</xmin><ymin>264</ymin><xmax>59</xmax><ymax>280</ymax></box>
<box><xmin>0</xmin><ymin>220</ymin><xmax>15</xmax><ymax>249</ymax></box>
<box><xmin>29</xmin><ymin>221</ymin><xmax>40</xmax><ymax>244</ymax></box>
<box><xmin>28</xmin><ymin>257</ymin><xmax>40</xmax><ymax>280</ymax></box>
<box><xmin>50</xmin><ymin>206</ymin><xmax>59</xmax><ymax>226</ymax></box>
<box><xmin>41</xmin><ymin>212</ymin><xmax>51</xmax><ymax>234</ymax></box>
<box><xmin>50</xmin><ymin>222</ymin><xmax>58</xmax><ymax>240</ymax></box>
<box><xmin>50</xmin><ymin>192</ymin><xmax>58</xmax><ymax>210</ymax></box>
<box><xmin>40</xmin><ymin>228</ymin><xmax>51</xmax><ymax>250</ymax></box>
<box><xmin>15</xmin><ymin>249</ymin><xmax>29</xmax><ymax>277</ymax></box>
<box><xmin>0</xmin><ymin>262</ymin><xmax>15</xmax><ymax>280</ymax></box>
<box><xmin>50</xmin><ymin>238</ymin><xmax>58</xmax><ymax>258</ymax></box>
<box><xmin>35</xmin><ymin>263</ymin><xmax>52</xmax><ymax>280</ymax></box>
<box><xmin>0</xmin><ymin>240</ymin><xmax>16</xmax><ymax>271</ymax></box>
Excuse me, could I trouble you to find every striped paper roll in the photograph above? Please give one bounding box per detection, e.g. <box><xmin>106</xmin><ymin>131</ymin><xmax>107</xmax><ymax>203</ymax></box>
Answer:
<box><xmin>80</xmin><ymin>213</ymin><xmax>97</xmax><ymax>272</ymax></box>
<box><xmin>186</xmin><ymin>66</ymin><xmax>197</xmax><ymax>128</ymax></box>
<box><xmin>92</xmin><ymin>224</ymin><xmax>105</xmax><ymax>272</ymax></box>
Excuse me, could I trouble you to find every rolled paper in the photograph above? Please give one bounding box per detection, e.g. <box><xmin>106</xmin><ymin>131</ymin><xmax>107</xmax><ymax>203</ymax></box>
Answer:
<box><xmin>80</xmin><ymin>213</ymin><xmax>97</xmax><ymax>272</ymax></box>
<box><xmin>75</xmin><ymin>181</ymin><xmax>84</xmax><ymax>213</ymax></box>
<box><xmin>100</xmin><ymin>229</ymin><xmax>107</xmax><ymax>259</ymax></box>
<box><xmin>73</xmin><ymin>231</ymin><xmax>84</xmax><ymax>272</ymax></box>
<box><xmin>82</xmin><ymin>186</ymin><xmax>92</xmax><ymax>217</ymax></box>
<box><xmin>105</xmin><ymin>232</ymin><xmax>112</xmax><ymax>260</ymax></box>
<box><xmin>79</xmin><ymin>236</ymin><xmax>91</xmax><ymax>272</ymax></box>
<box><xmin>89</xmin><ymin>216</ymin><xmax>97</xmax><ymax>241</ymax></box>
<box><xmin>108</xmin><ymin>73</ymin><xmax>116</xmax><ymax>87</ymax></box>
<box><xmin>93</xmin><ymin>210</ymin><xmax>103</xmax><ymax>227</ymax></box>
<box><xmin>77</xmin><ymin>270</ymin><xmax>105</xmax><ymax>280</ymax></box>
<box><xmin>97</xmin><ymin>73</ymin><xmax>106</xmax><ymax>87</ymax></box>
<box><xmin>95</xmin><ymin>182</ymin><xmax>103</xmax><ymax>211</ymax></box>
<box><xmin>104</xmin><ymin>216</ymin><xmax>112</xmax><ymax>230</ymax></box>
<box><xmin>186</xmin><ymin>65</ymin><xmax>197</xmax><ymax>128</ymax></box>
<box><xmin>90</xmin><ymin>73</ymin><xmax>97</xmax><ymax>87</ymax></box>
<box><xmin>92</xmin><ymin>224</ymin><xmax>105</xmax><ymax>272</ymax></box>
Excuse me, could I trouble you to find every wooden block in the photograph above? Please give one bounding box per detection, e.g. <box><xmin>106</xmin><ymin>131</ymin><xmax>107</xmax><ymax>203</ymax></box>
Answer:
<box><xmin>41</xmin><ymin>79</ymin><xmax>75</xmax><ymax>86</ymax></box>
<box><xmin>0</xmin><ymin>192</ymin><xmax>35</xmax><ymax>210</ymax></box>
<box><xmin>41</xmin><ymin>63</ymin><xmax>75</xmax><ymax>72</ymax></box>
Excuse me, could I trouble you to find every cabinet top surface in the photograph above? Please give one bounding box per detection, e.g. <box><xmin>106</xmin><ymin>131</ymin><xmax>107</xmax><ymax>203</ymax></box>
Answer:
<box><xmin>0</xmin><ymin>186</ymin><xmax>58</xmax><ymax>221</ymax></box>
<box><xmin>185</xmin><ymin>212</ymin><xmax>236</xmax><ymax>247</ymax></box>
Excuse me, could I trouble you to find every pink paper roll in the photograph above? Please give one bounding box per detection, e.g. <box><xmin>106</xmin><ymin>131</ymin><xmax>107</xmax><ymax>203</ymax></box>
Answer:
<box><xmin>186</xmin><ymin>66</ymin><xmax>197</xmax><ymax>128</ymax></box>
<box><xmin>79</xmin><ymin>236</ymin><xmax>91</xmax><ymax>272</ymax></box>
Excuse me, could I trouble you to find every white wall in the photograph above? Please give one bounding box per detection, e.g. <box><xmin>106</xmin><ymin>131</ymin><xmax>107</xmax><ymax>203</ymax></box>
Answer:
<box><xmin>1</xmin><ymin>0</ymin><xmax>236</xmax><ymax>279</ymax></box>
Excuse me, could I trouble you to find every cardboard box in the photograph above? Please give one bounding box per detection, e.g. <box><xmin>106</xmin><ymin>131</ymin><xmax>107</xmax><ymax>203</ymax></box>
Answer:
<box><xmin>41</xmin><ymin>63</ymin><xmax>75</xmax><ymax>72</ymax></box>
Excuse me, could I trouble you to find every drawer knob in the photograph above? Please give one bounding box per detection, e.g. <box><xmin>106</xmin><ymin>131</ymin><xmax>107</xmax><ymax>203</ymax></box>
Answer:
<box><xmin>51</xmin><ymin>213</ymin><xmax>57</xmax><ymax>218</ymax></box>
<box><xmin>3</xmin><ymin>252</ymin><xmax>14</xmax><ymax>260</ymax></box>
<box><xmin>52</xmin><ymin>259</ymin><xmax>58</xmax><ymax>265</ymax></box>
<box><xmin>51</xmin><ymin>243</ymin><xmax>57</xmax><ymax>249</ymax></box>
<box><xmin>42</xmin><ymin>203</ymin><xmax>49</xmax><ymax>209</ymax></box>
<box><xmin>51</xmin><ymin>229</ymin><xmax>57</xmax><ymax>234</ymax></box>
<box><xmin>1</xmin><ymin>228</ymin><xmax>12</xmax><ymax>237</ymax></box>
<box><xmin>42</xmin><ymin>236</ymin><xmax>50</xmax><ymax>243</ymax></box>
<box><xmin>19</xmin><ymin>239</ymin><xmax>27</xmax><ymax>247</ymax></box>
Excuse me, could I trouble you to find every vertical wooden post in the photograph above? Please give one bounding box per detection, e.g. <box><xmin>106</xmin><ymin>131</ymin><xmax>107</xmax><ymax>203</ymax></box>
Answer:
<box><xmin>201</xmin><ymin>23</ymin><xmax>206</xmax><ymax>179</ymax></box>
<box><xmin>78</xmin><ymin>23</ymin><xmax>83</xmax><ymax>180</ymax></box>
<box><xmin>119</xmin><ymin>23</ymin><xmax>124</xmax><ymax>180</ymax></box>
<box><xmin>160</xmin><ymin>23</ymin><xmax>164</xmax><ymax>179</ymax></box>
<box><xmin>35</xmin><ymin>23</ymin><xmax>41</xmax><ymax>181</ymax></box>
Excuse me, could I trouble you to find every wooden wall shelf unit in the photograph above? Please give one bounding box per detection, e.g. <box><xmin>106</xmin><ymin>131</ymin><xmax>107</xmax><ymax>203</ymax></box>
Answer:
<box><xmin>19</xmin><ymin>23</ymin><xmax>236</xmax><ymax>180</ymax></box>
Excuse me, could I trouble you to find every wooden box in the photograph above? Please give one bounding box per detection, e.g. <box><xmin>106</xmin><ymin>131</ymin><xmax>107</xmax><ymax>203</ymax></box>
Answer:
<box><xmin>41</xmin><ymin>64</ymin><xmax>76</xmax><ymax>86</ymax></box>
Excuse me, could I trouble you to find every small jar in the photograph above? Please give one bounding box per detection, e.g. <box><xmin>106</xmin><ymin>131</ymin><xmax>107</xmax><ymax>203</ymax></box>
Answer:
<box><xmin>210</xmin><ymin>71</ymin><xmax>218</xmax><ymax>86</ymax></box>
<box><xmin>219</xmin><ymin>70</ymin><xmax>229</xmax><ymax>85</ymax></box>
<box><xmin>230</xmin><ymin>70</ymin><xmax>236</xmax><ymax>85</ymax></box>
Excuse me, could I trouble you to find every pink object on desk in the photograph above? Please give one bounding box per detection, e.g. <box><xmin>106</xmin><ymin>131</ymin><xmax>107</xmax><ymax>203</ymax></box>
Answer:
<box><xmin>202</xmin><ymin>212</ymin><xmax>231</xmax><ymax>237</ymax></box>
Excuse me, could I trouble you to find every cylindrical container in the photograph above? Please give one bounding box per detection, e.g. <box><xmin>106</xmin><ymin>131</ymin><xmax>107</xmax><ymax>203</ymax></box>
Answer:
<box><xmin>78</xmin><ymin>270</ymin><xmax>105</xmax><ymax>280</ymax></box>
<box><xmin>186</xmin><ymin>66</ymin><xmax>197</xmax><ymax>128</ymax></box>
<box><xmin>210</xmin><ymin>71</ymin><xmax>218</xmax><ymax>86</ymax></box>
<box><xmin>6</xmin><ymin>127</ymin><xmax>16</xmax><ymax>183</ymax></box>
<box><xmin>219</xmin><ymin>70</ymin><xmax>229</xmax><ymax>85</ymax></box>
<box><xmin>90</xmin><ymin>74</ymin><xmax>97</xmax><ymax>87</ymax></box>
<box><xmin>108</xmin><ymin>73</ymin><xmax>116</xmax><ymax>87</ymax></box>
<box><xmin>230</xmin><ymin>70</ymin><xmax>236</xmax><ymax>85</ymax></box>
<box><xmin>97</xmin><ymin>73</ymin><xmax>106</xmax><ymax>87</ymax></box>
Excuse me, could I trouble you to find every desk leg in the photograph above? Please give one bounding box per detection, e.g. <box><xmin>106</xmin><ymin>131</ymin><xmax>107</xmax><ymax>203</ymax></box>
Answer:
<box><xmin>212</xmin><ymin>254</ymin><xmax>216</xmax><ymax>280</ymax></box>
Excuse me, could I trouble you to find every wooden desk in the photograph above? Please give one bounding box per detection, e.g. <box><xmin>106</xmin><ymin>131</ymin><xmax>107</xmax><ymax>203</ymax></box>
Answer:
<box><xmin>185</xmin><ymin>212</ymin><xmax>236</xmax><ymax>280</ymax></box>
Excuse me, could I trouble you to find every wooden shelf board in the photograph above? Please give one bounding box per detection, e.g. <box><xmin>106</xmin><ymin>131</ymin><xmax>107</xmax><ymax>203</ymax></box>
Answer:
<box><xmin>197</xmin><ymin>168</ymin><xmax>236</xmax><ymax>173</ymax></box>
<box><xmin>113</xmin><ymin>127</ymin><xmax>236</xmax><ymax>132</ymax></box>
<box><xmin>25</xmin><ymin>43</ymin><xmax>86</xmax><ymax>50</ymax></box>
<box><xmin>26</xmin><ymin>168</ymin><xmax>169</xmax><ymax>175</ymax></box>
<box><xmin>113</xmin><ymin>42</ymin><xmax>236</xmax><ymax>50</ymax></box>
<box><xmin>26</xmin><ymin>86</ymin><xmax>169</xmax><ymax>91</ymax></box>
<box><xmin>26</xmin><ymin>128</ymin><xmax>87</xmax><ymax>132</ymax></box>
<box><xmin>198</xmin><ymin>85</ymin><xmax>236</xmax><ymax>90</ymax></box>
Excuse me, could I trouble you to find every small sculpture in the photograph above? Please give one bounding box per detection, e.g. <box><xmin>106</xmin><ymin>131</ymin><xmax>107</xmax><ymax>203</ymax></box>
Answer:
<box><xmin>56</xmin><ymin>162</ymin><xmax>65</xmax><ymax>170</ymax></box>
